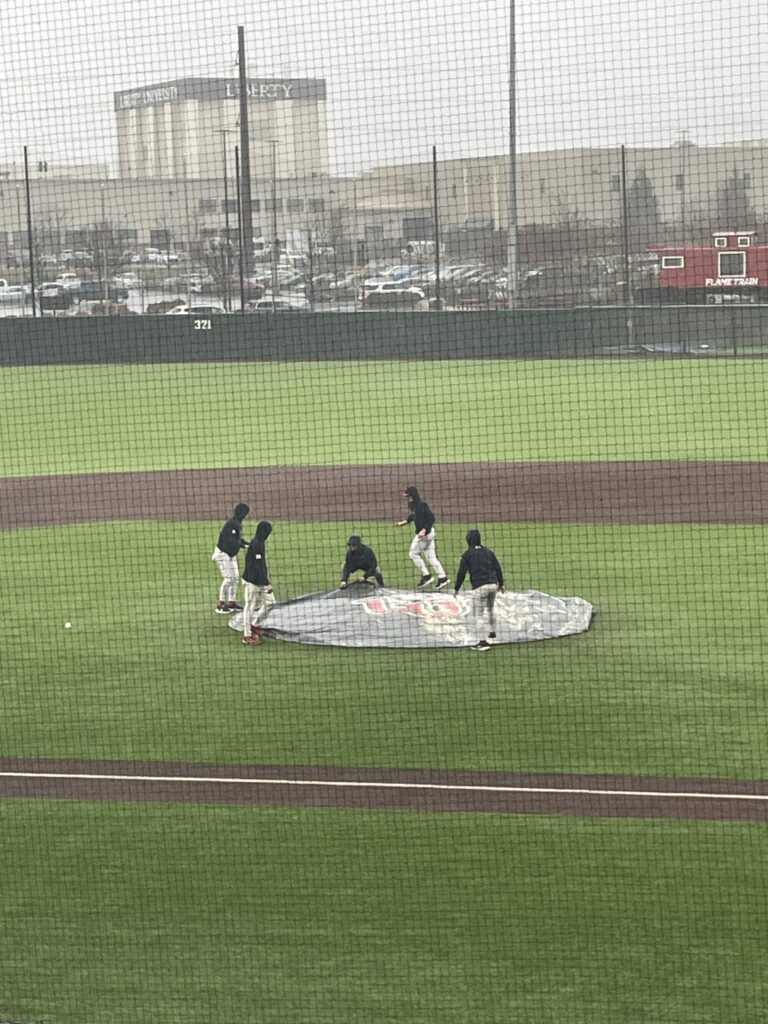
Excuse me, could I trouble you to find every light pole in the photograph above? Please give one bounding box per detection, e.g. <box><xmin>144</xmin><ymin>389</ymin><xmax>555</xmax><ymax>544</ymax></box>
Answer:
<box><xmin>216</xmin><ymin>128</ymin><xmax>233</xmax><ymax>310</ymax></box>
<box><xmin>270</xmin><ymin>139</ymin><xmax>279</xmax><ymax>311</ymax></box>
<box><xmin>506</xmin><ymin>0</ymin><xmax>518</xmax><ymax>307</ymax></box>
<box><xmin>99</xmin><ymin>182</ymin><xmax>108</xmax><ymax>303</ymax></box>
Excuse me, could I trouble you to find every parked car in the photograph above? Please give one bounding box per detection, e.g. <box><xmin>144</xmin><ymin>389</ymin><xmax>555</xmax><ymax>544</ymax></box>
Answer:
<box><xmin>68</xmin><ymin>300</ymin><xmax>137</xmax><ymax>317</ymax></box>
<box><xmin>245</xmin><ymin>297</ymin><xmax>310</xmax><ymax>312</ymax></box>
<box><xmin>55</xmin><ymin>273</ymin><xmax>81</xmax><ymax>290</ymax></box>
<box><xmin>164</xmin><ymin>303</ymin><xmax>227</xmax><ymax>315</ymax></box>
<box><xmin>73</xmin><ymin>280</ymin><xmax>129</xmax><ymax>303</ymax></box>
<box><xmin>38</xmin><ymin>283</ymin><xmax>72</xmax><ymax>311</ymax></box>
<box><xmin>0</xmin><ymin>283</ymin><xmax>29</xmax><ymax>303</ymax></box>
<box><xmin>361</xmin><ymin>281</ymin><xmax>426</xmax><ymax>307</ymax></box>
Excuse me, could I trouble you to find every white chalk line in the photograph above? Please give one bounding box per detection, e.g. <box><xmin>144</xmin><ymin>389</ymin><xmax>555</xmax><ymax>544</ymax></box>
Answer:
<box><xmin>0</xmin><ymin>771</ymin><xmax>766</xmax><ymax>802</ymax></box>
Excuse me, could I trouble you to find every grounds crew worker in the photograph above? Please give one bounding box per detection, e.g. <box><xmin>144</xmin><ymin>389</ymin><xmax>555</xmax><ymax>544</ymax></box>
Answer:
<box><xmin>242</xmin><ymin>520</ymin><xmax>275</xmax><ymax>646</ymax></box>
<box><xmin>395</xmin><ymin>485</ymin><xmax>449</xmax><ymax>589</ymax></box>
<box><xmin>454</xmin><ymin>529</ymin><xmax>505</xmax><ymax>652</ymax></box>
<box><xmin>340</xmin><ymin>535</ymin><xmax>384</xmax><ymax>588</ymax></box>
<box><xmin>213</xmin><ymin>502</ymin><xmax>249</xmax><ymax>613</ymax></box>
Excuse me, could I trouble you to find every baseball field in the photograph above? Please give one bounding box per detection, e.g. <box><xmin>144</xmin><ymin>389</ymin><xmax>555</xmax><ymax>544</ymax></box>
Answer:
<box><xmin>1</xmin><ymin>354</ymin><xmax>767</xmax><ymax>1022</ymax></box>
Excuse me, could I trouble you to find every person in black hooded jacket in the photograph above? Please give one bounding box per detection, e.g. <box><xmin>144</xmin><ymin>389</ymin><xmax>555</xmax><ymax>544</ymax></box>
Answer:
<box><xmin>242</xmin><ymin>520</ymin><xmax>275</xmax><ymax>645</ymax></box>
<box><xmin>212</xmin><ymin>502</ymin><xmax>249</xmax><ymax>613</ymax></box>
<box><xmin>395</xmin><ymin>485</ymin><xmax>449</xmax><ymax>588</ymax></box>
<box><xmin>340</xmin><ymin>535</ymin><xmax>384</xmax><ymax>588</ymax></box>
<box><xmin>454</xmin><ymin>529</ymin><xmax>505</xmax><ymax>651</ymax></box>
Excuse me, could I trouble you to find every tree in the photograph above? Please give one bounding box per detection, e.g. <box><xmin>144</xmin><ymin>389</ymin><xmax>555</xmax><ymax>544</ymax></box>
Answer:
<box><xmin>714</xmin><ymin>169</ymin><xmax>755</xmax><ymax>230</ymax></box>
<box><xmin>626</xmin><ymin>169</ymin><xmax>660</xmax><ymax>239</ymax></box>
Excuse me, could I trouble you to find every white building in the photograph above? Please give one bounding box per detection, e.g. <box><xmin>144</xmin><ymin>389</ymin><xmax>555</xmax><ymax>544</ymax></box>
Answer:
<box><xmin>114</xmin><ymin>78</ymin><xmax>329</xmax><ymax>180</ymax></box>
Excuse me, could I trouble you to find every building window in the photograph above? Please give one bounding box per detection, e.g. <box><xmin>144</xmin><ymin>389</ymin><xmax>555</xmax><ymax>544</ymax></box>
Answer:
<box><xmin>286</xmin><ymin>198</ymin><xmax>304</xmax><ymax>213</ymax></box>
<box><xmin>718</xmin><ymin>251</ymin><xmax>746</xmax><ymax>277</ymax></box>
<box><xmin>714</xmin><ymin>235</ymin><xmax>728</xmax><ymax>247</ymax></box>
<box><xmin>265</xmin><ymin>198</ymin><xmax>283</xmax><ymax>212</ymax></box>
<box><xmin>365</xmin><ymin>224</ymin><xmax>384</xmax><ymax>240</ymax></box>
<box><xmin>199</xmin><ymin>199</ymin><xmax>217</xmax><ymax>212</ymax></box>
<box><xmin>308</xmin><ymin>198</ymin><xmax>325</xmax><ymax>212</ymax></box>
<box><xmin>252</xmin><ymin>199</ymin><xmax>261</xmax><ymax>212</ymax></box>
<box><xmin>661</xmin><ymin>255</ymin><xmax>685</xmax><ymax>269</ymax></box>
<box><xmin>737</xmin><ymin>235</ymin><xmax>751</xmax><ymax>247</ymax></box>
<box><xmin>221</xmin><ymin>199</ymin><xmax>238</xmax><ymax>214</ymax></box>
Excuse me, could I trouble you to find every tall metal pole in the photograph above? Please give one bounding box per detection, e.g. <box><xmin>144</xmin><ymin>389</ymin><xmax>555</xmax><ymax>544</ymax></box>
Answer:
<box><xmin>506</xmin><ymin>0</ymin><xmax>518</xmax><ymax>307</ymax></box>
<box><xmin>270</xmin><ymin>139</ymin><xmax>279</xmax><ymax>311</ymax></box>
<box><xmin>23</xmin><ymin>147</ymin><xmax>36</xmax><ymax>317</ymax></box>
<box><xmin>217</xmin><ymin>129</ymin><xmax>231</xmax><ymax>311</ymax></box>
<box><xmin>620</xmin><ymin>144</ymin><xmax>630</xmax><ymax>305</ymax></box>
<box><xmin>432</xmin><ymin>145</ymin><xmax>441</xmax><ymax>311</ymax></box>
<box><xmin>235</xmin><ymin>144</ymin><xmax>245</xmax><ymax>311</ymax></box>
<box><xmin>238</xmin><ymin>26</ymin><xmax>254</xmax><ymax>277</ymax></box>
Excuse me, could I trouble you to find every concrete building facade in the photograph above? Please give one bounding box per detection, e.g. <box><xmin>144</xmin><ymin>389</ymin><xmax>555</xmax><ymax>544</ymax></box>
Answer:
<box><xmin>114</xmin><ymin>78</ymin><xmax>329</xmax><ymax>180</ymax></box>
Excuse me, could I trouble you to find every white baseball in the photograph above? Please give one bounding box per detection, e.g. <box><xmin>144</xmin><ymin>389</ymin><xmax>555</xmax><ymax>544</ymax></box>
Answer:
<box><xmin>64</xmin><ymin>622</ymin><xmax>72</xmax><ymax>629</ymax></box>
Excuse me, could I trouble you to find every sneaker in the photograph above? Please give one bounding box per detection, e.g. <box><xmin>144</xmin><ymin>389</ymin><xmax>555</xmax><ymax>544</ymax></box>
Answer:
<box><xmin>215</xmin><ymin>602</ymin><xmax>232</xmax><ymax>614</ymax></box>
<box><xmin>488</xmin><ymin>632</ymin><xmax>497</xmax><ymax>642</ymax></box>
<box><xmin>242</xmin><ymin>635</ymin><xmax>261</xmax><ymax>646</ymax></box>
<box><xmin>417</xmin><ymin>575</ymin><xmax>434</xmax><ymax>588</ymax></box>
<box><xmin>227</xmin><ymin>602</ymin><xmax>243</xmax><ymax>612</ymax></box>
<box><xmin>435</xmin><ymin>576</ymin><xmax>450</xmax><ymax>590</ymax></box>
<box><xmin>473</xmin><ymin>640</ymin><xmax>491</xmax><ymax>652</ymax></box>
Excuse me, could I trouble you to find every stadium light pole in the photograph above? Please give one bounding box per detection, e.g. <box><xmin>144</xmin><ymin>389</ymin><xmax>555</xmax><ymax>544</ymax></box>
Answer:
<box><xmin>506</xmin><ymin>0</ymin><xmax>518</xmax><ymax>308</ymax></box>
<box><xmin>216</xmin><ymin>128</ymin><xmax>232</xmax><ymax>311</ymax></box>
<box><xmin>237</xmin><ymin>26</ymin><xmax>254</xmax><ymax>277</ymax></box>
<box><xmin>23</xmin><ymin>146</ymin><xmax>37</xmax><ymax>317</ymax></box>
<box><xmin>270</xmin><ymin>138</ymin><xmax>279</xmax><ymax>312</ymax></box>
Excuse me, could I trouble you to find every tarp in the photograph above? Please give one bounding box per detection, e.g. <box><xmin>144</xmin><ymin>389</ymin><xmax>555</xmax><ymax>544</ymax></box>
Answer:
<box><xmin>229</xmin><ymin>581</ymin><xmax>593</xmax><ymax>648</ymax></box>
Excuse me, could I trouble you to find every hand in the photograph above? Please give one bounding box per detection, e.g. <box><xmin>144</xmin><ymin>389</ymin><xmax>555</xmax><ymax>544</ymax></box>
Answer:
<box><xmin>395</xmin><ymin>521</ymin><xmax>406</xmax><ymax>527</ymax></box>
<box><xmin>339</xmin><ymin>581</ymin><xmax>347</xmax><ymax>589</ymax></box>
<box><xmin>266</xmin><ymin>585</ymin><xmax>273</xmax><ymax>594</ymax></box>
<box><xmin>499</xmin><ymin>586</ymin><xmax>505</xmax><ymax>594</ymax></box>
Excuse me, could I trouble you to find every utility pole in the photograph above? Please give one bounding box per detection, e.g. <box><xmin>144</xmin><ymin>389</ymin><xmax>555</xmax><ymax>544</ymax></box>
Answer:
<box><xmin>23</xmin><ymin>147</ymin><xmax>37</xmax><ymax>317</ymax></box>
<box><xmin>238</xmin><ymin>26</ymin><xmax>254</xmax><ymax>277</ymax></box>
<box><xmin>217</xmin><ymin>128</ymin><xmax>232</xmax><ymax>311</ymax></box>
<box><xmin>506</xmin><ymin>0</ymin><xmax>518</xmax><ymax>308</ymax></box>
<box><xmin>235</xmin><ymin>144</ymin><xmax>245</xmax><ymax>311</ymax></box>
<box><xmin>270</xmin><ymin>139</ymin><xmax>279</xmax><ymax>311</ymax></box>
<box><xmin>432</xmin><ymin>145</ymin><xmax>441</xmax><ymax>311</ymax></box>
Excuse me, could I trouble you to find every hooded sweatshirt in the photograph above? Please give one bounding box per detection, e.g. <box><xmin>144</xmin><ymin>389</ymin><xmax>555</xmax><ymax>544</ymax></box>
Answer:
<box><xmin>403</xmin><ymin>486</ymin><xmax>436</xmax><ymax>534</ymax></box>
<box><xmin>243</xmin><ymin>521</ymin><xmax>273</xmax><ymax>586</ymax></box>
<box><xmin>341</xmin><ymin>536</ymin><xmax>379</xmax><ymax>582</ymax></box>
<box><xmin>454</xmin><ymin>530</ymin><xmax>505</xmax><ymax>590</ymax></box>
<box><xmin>216</xmin><ymin>503</ymin><xmax>250</xmax><ymax>557</ymax></box>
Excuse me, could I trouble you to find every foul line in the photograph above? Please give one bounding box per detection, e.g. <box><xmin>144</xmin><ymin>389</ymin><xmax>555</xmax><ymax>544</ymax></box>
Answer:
<box><xmin>0</xmin><ymin>770</ymin><xmax>766</xmax><ymax>802</ymax></box>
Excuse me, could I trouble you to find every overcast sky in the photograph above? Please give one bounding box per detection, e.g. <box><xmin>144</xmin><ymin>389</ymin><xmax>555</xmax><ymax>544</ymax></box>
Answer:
<box><xmin>0</xmin><ymin>0</ymin><xmax>765</xmax><ymax>174</ymax></box>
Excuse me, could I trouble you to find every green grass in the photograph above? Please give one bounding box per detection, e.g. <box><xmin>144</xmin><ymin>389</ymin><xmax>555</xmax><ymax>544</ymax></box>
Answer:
<box><xmin>2</xmin><ymin>359</ymin><xmax>767</xmax><ymax>475</ymax></box>
<box><xmin>2</xmin><ymin>519</ymin><xmax>766</xmax><ymax>779</ymax></box>
<box><xmin>2</xmin><ymin>799</ymin><xmax>767</xmax><ymax>1024</ymax></box>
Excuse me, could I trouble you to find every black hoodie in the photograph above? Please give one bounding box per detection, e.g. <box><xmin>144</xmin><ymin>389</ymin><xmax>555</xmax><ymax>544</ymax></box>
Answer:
<box><xmin>403</xmin><ymin>486</ymin><xmax>436</xmax><ymax>534</ymax></box>
<box><xmin>216</xmin><ymin>503</ymin><xmax>250</xmax><ymax>557</ymax></box>
<box><xmin>243</xmin><ymin>521</ymin><xmax>273</xmax><ymax>586</ymax></box>
<box><xmin>455</xmin><ymin>530</ymin><xmax>504</xmax><ymax>590</ymax></box>
<box><xmin>341</xmin><ymin>538</ymin><xmax>379</xmax><ymax>582</ymax></box>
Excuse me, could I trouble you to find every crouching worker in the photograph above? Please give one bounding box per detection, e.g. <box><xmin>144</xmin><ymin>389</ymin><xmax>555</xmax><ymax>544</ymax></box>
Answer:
<box><xmin>242</xmin><ymin>521</ymin><xmax>275</xmax><ymax>646</ymax></box>
<box><xmin>340</xmin><ymin>535</ymin><xmax>384</xmax><ymax>589</ymax></box>
<box><xmin>454</xmin><ymin>530</ymin><xmax>505</xmax><ymax>652</ymax></box>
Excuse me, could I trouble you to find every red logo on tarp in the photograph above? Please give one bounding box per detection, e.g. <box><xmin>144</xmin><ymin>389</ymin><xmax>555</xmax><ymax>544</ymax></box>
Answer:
<box><xmin>355</xmin><ymin>593</ymin><xmax>462</xmax><ymax>619</ymax></box>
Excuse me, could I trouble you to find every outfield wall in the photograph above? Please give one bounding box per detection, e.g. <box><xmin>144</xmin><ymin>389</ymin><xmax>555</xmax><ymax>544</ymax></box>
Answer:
<box><xmin>0</xmin><ymin>306</ymin><xmax>765</xmax><ymax>365</ymax></box>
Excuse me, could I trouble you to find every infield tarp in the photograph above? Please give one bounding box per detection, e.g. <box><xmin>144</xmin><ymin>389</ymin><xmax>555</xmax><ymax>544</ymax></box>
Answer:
<box><xmin>228</xmin><ymin>581</ymin><xmax>593</xmax><ymax>648</ymax></box>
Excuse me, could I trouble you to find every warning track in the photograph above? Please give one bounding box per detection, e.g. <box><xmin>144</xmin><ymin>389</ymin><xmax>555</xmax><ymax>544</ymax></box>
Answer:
<box><xmin>1</xmin><ymin>758</ymin><xmax>767</xmax><ymax>822</ymax></box>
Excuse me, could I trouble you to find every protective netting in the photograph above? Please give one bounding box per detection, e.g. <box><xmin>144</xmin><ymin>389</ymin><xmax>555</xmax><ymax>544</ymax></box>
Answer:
<box><xmin>1</xmin><ymin>1</ymin><xmax>767</xmax><ymax>1021</ymax></box>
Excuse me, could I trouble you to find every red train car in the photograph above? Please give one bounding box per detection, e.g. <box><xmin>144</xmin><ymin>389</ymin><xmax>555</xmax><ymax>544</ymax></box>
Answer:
<box><xmin>637</xmin><ymin>231</ymin><xmax>768</xmax><ymax>304</ymax></box>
